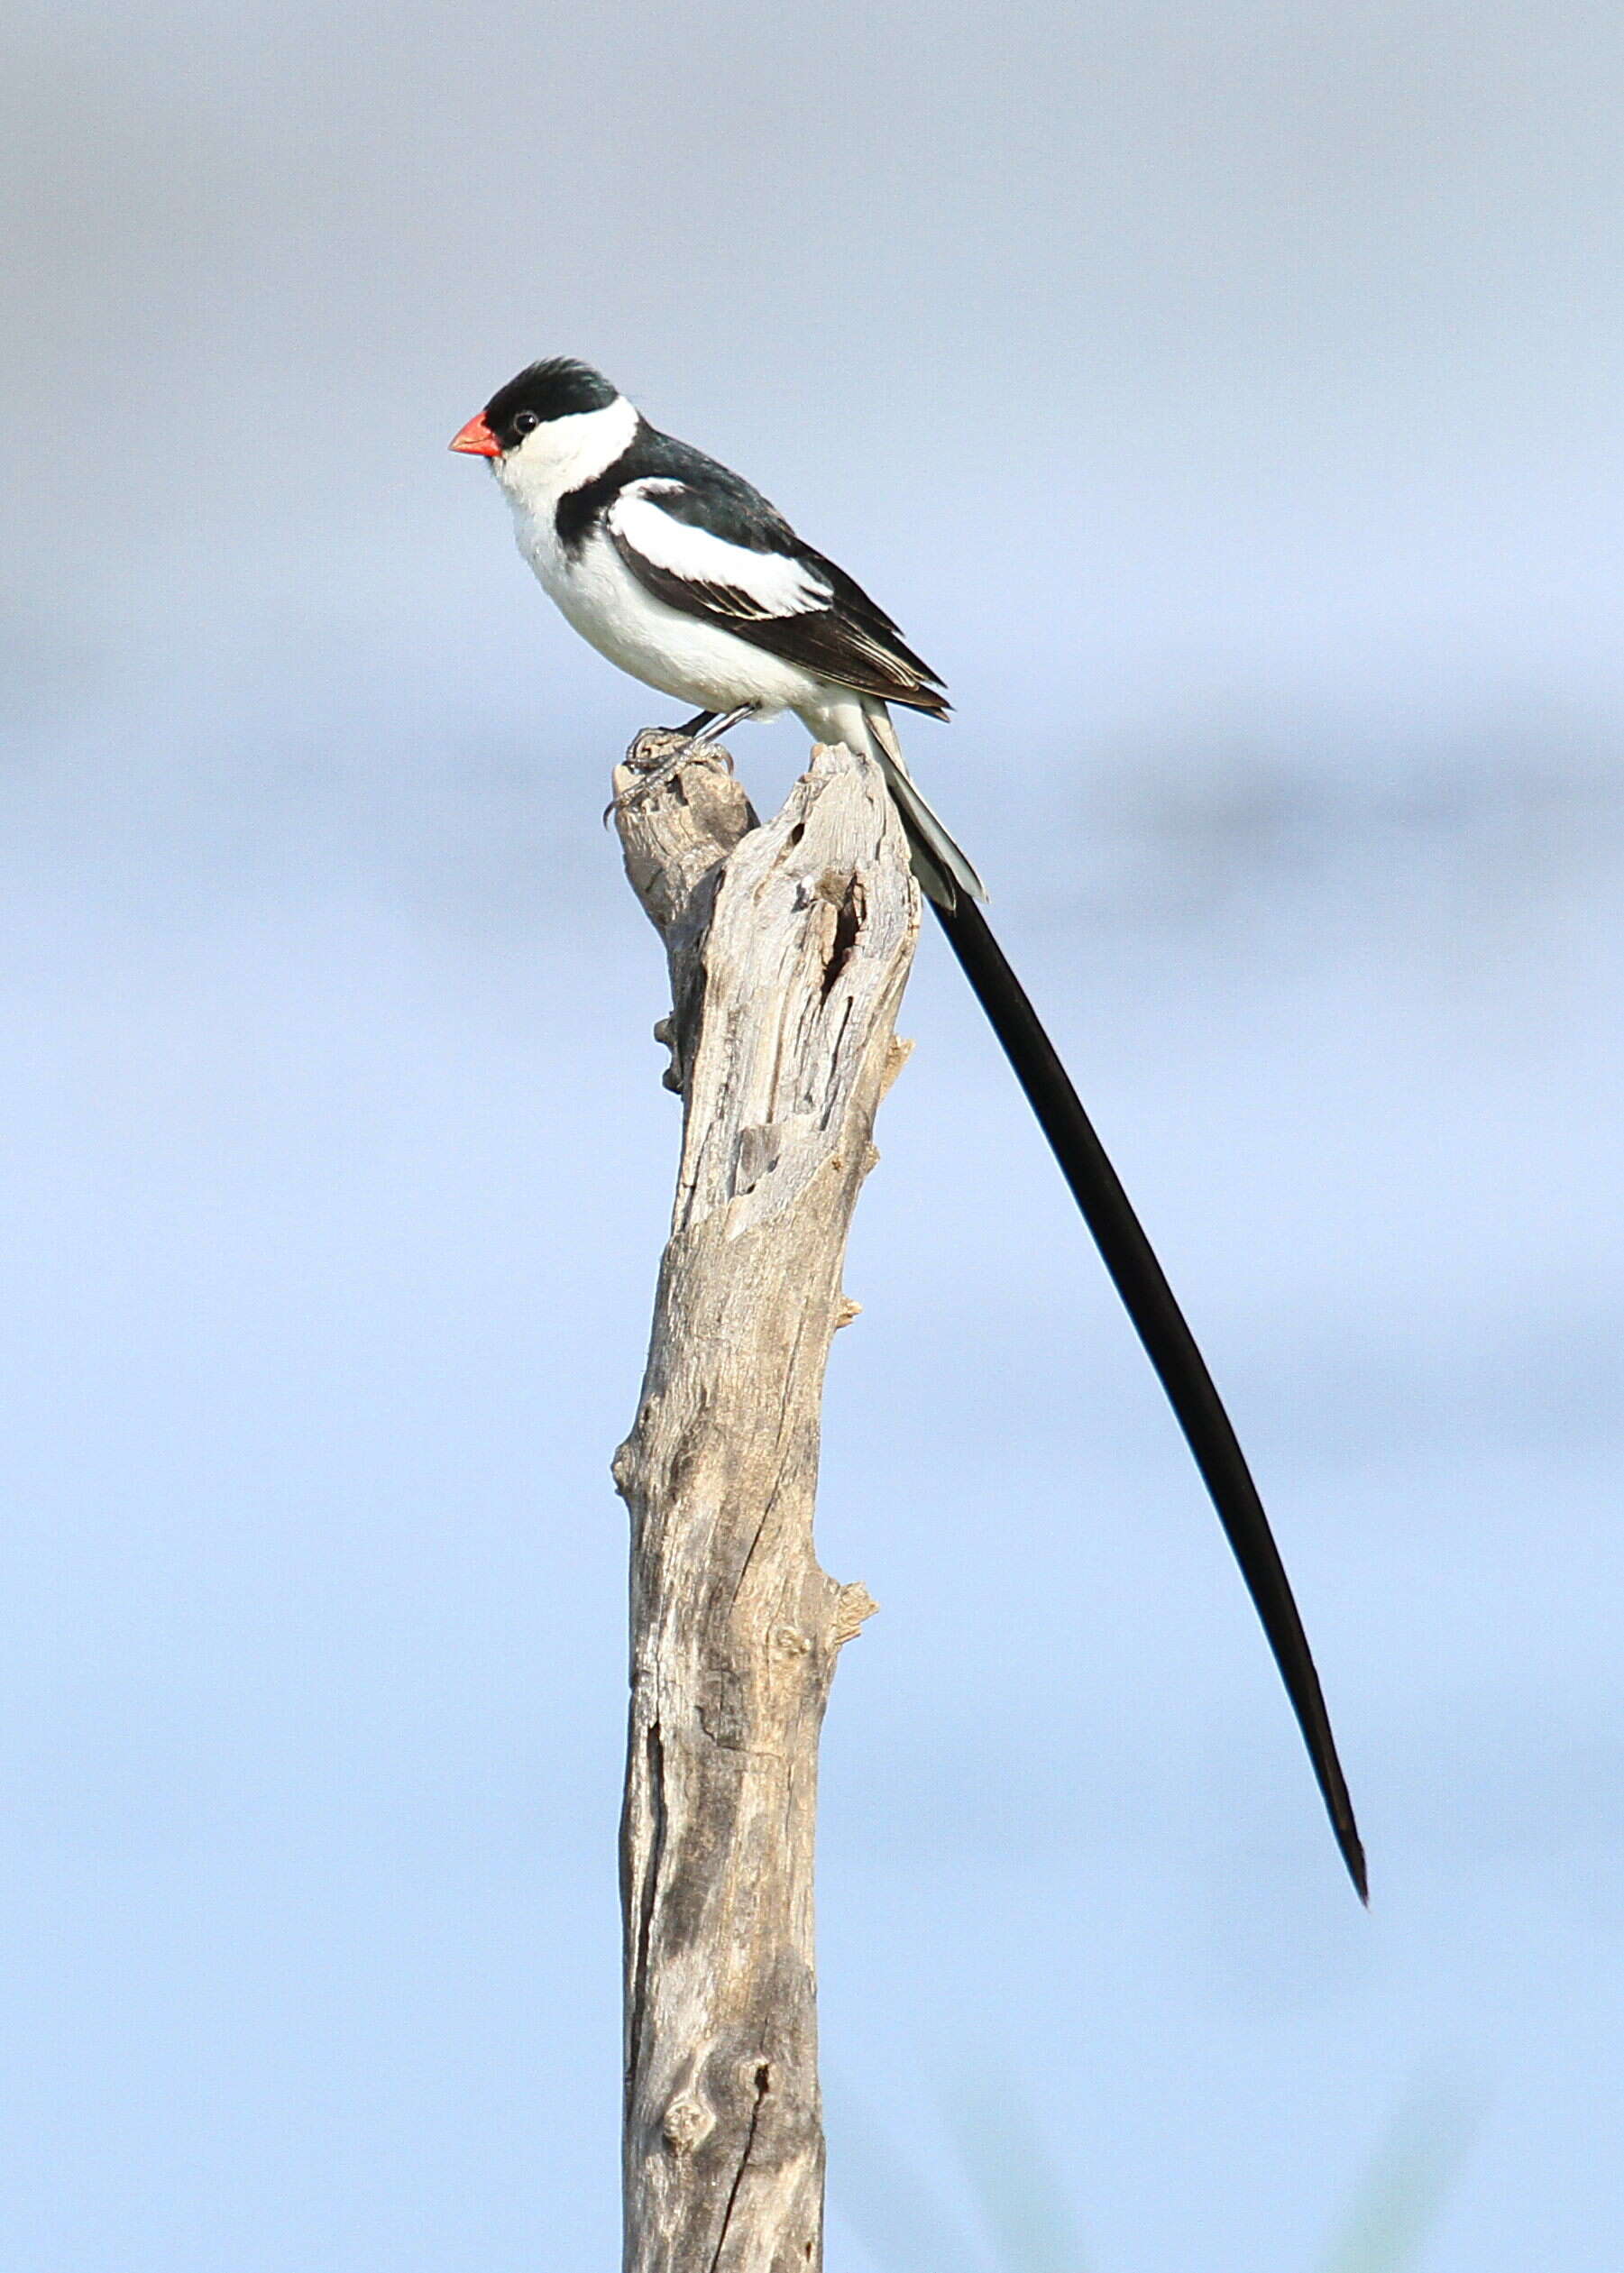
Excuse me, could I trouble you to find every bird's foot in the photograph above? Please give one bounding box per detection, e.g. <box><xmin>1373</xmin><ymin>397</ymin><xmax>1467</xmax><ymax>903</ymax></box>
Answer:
<box><xmin>602</xmin><ymin>713</ymin><xmax>751</xmax><ymax>825</ymax></box>
<box><xmin>604</xmin><ymin>746</ymin><xmax>694</xmax><ymax>823</ymax></box>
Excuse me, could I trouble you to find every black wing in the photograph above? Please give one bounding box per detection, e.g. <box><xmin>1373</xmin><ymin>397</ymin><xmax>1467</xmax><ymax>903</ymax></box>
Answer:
<box><xmin>604</xmin><ymin>469</ymin><xmax>951</xmax><ymax>719</ymax></box>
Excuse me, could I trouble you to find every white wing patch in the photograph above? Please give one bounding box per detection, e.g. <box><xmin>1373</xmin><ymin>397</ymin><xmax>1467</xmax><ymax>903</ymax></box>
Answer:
<box><xmin>608</xmin><ymin>481</ymin><xmax>832</xmax><ymax>619</ymax></box>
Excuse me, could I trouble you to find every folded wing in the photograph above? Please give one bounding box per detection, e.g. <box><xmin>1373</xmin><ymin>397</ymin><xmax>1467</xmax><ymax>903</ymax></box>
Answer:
<box><xmin>606</xmin><ymin>478</ymin><xmax>950</xmax><ymax>718</ymax></box>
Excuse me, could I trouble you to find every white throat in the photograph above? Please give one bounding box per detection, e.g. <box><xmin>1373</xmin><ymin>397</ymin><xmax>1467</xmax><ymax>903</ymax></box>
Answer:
<box><xmin>494</xmin><ymin>394</ymin><xmax>639</xmax><ymax>516</ymax></box>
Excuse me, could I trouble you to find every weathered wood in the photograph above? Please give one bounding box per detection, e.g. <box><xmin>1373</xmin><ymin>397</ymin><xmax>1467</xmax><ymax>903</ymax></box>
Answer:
<box><xmin>611</xmin><ymin>729</ymin><xmax>919</xmax><ymax>2271</ymax></box>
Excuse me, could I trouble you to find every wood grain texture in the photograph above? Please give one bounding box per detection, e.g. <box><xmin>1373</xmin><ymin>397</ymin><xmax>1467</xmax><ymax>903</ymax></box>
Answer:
<box><xmin>611</xmin><ymin>729</ymin><xmax>919</xmax><ymax>2271</ymax></box>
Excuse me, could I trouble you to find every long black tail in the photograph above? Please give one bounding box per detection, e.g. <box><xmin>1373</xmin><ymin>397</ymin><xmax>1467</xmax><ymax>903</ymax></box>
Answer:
<box><xmin>932</xmin><ymin>891</ymin><xmax>1366</xmax><ymax>1901</ymax></box>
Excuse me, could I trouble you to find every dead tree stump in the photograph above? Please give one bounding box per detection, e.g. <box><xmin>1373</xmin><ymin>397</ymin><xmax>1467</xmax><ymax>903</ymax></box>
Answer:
<box><xmin>611</xmin><ymin>729</ymin><xmax>919</xmax><ymax>2271</ymax></box>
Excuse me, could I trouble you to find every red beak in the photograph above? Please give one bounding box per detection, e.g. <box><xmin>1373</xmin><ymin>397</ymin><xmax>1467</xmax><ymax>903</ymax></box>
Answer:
<box><xmin>449</xmin><ymin>412</ymin><xmax>500</xmax><ymax>458</ymax></box>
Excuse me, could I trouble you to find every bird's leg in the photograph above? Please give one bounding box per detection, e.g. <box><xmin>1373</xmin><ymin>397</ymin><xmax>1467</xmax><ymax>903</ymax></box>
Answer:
<box><xmin>607</xmin><ymin>707</ymin><xmax>757</xmax><ymax>821</ymax></box>
<box><xmin>684</xmin><ymin>703</ymin><xmax>755</xmax><ymax>748</ymax></box>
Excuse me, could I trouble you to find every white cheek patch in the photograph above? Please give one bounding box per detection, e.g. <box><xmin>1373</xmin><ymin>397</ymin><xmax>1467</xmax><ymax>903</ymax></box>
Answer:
<box><xmin>500</xmin><ymin>395</ymin><xmax>640</xmax><ymax>503</ymax></box>
<box><xmin>610</xmin><ymin>486</ymin><xmax>831</xmax><ymax>618</ymax></box>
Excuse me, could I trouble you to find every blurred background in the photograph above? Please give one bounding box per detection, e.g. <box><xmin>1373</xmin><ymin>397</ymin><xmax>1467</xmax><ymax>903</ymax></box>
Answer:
<box><xmin>4</xmin><ymin>0</ymin><xmax>1623</xmax><ymax>2264</ymax></box>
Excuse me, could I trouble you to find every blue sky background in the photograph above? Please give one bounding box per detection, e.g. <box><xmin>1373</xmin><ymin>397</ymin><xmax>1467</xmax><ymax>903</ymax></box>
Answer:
<box><xmin>4</xmin><ymin>2</ymin><xmax>1624</xmax><ymax>2264</ymax></box>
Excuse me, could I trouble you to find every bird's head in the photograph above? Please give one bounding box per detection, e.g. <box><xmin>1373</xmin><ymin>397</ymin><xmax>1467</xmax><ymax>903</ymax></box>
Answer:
<box><xmin>450</xmin><ymin>358</ymin><xmax>635</xmax><ymax>502</ymax></box>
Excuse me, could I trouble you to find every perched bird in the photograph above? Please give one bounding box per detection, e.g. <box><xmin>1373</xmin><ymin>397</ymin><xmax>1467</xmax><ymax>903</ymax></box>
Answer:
<box><xmin>452</xmin><ymin>356</ymin><xmax>1365</xmax><ymax>1899</ymax></box>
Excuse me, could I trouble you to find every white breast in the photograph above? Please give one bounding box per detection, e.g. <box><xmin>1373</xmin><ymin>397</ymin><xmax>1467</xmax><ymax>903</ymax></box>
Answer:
<box><xmin>509</xmin><ymin>502</ymin><xmax>824</xmax><ymax>718</ymax></box>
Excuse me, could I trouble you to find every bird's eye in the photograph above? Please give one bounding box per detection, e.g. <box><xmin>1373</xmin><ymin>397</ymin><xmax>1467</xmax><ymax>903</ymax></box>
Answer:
<box><xmin>513</xmin><ymin>409</ymin><xmax>540</xmax><ymax>435</ymax></box>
